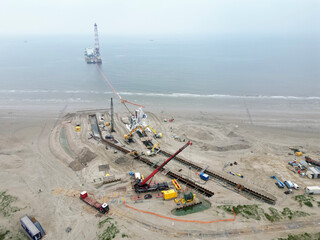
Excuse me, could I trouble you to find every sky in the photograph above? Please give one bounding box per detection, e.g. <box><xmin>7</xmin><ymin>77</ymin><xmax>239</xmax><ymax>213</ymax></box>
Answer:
<box><xmin>0</xmin><ymin>0</ymin><xmax>319</xmax><ymax>36</ymax></box>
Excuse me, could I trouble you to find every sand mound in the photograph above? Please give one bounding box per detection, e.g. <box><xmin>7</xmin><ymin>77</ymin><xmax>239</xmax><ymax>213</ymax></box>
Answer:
<box><xmin>201</xmin><ymin>143</ymin><xmax>250</xmax><ymax>151</ymax></box>
<box><xmin>75</xmin><ymin>147</ymin><xmax>97</xmax><ymax>164</ymax></box>
<box><xmin>227</xmin><ymin>131</ymin><xmax>238</xmax><ymax>137</ymax></box>
<box><xmin>69</xmin><ymin>160</ymin><xmax>84</xmax><ymax>171</ymax></box>
<box><xmin>114</xmin><ymin>155</ymin><xmax>128</xmax><ymax>164</ymax></box>
<box><xmin>182</xmin><ymin>126</ymin><xmax>214</xmax><ymax>141</ymax></box>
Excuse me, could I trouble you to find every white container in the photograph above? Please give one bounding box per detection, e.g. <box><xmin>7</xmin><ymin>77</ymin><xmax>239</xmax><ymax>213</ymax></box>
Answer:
<box><xmin>134</xmin><ymin>172</ymin><xmax>141</xmax><ymax>180</ymax></box>
<box><xmin>305</xmin><ymin>186</ymin><xmax>320</xmax><ymax>195</ymax></box>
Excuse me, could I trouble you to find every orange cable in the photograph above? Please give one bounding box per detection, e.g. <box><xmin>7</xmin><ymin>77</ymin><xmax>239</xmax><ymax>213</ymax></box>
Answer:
<box><xmin>122</xmin><ymin>201</ymin><xmax>236</xmax><ymax>224</ymax></box>
<box><xmin>96</xmin><ymin>64</ymin><xmax>145</xmax><ymax>108</ymax></box>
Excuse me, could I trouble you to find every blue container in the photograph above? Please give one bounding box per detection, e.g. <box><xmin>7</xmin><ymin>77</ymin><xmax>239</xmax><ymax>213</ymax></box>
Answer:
<box><xmin>20</xmin><ymin>216</ymin><xmax>43</xmax><ymax>240</ymax></box>
<box><xmin>200</xmin><ymin>173</ymin><xmax>209</xmax><ymax>181</ymax></box>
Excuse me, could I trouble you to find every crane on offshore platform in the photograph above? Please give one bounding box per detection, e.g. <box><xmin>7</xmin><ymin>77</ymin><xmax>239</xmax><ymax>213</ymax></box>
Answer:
<box><xmin>134</xmin><ymin>141</ymin><xmax>192</xmax><ymax>193</ymax></box>
<box><xmin>84</xmin><ymin>23</ymin><xmax>102</xmax><ymax>64</ymax></box>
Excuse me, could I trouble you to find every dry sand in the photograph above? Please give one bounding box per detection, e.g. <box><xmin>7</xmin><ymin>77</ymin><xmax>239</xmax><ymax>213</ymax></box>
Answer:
<box><xmin>0</xmin><ymin>101</ymin><xmax>319</xmax><ymax>240</ymax></box>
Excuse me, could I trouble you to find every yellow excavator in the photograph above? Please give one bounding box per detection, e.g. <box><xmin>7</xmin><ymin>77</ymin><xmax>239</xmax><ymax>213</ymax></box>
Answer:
<box><xmin>146</xmin><ymin>142</ymin><xmax>160</xmax><ymax>156</ymax></box>
<box><xmin>124</xmin><ymin>126</ymin><xmax>146</xmax><ymax>143</ymax></box>
<box><xmin>143</xmin><ymin>125</ymin><xmax>162</xmax><ymax>138</ymax></box>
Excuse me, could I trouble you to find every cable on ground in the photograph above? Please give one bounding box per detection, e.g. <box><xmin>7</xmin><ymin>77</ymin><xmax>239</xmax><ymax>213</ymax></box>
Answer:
<box><xmin>122</xmin><ymin>201</ymin><xmax>236</xmax><ymax>224</ymax></box>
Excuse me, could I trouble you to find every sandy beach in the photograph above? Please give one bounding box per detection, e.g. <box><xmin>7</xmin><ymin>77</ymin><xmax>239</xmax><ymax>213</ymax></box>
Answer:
<box><xmin>0</xmin><ymin>100</ymin><xmax>319</xmax><ymax>240</ymax></box>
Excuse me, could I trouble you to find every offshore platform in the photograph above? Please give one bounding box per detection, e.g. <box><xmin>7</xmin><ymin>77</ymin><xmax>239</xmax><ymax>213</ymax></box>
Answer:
<box><xmin>84</xmin><ymin>23</ymin><xmax>102</xmax><ymax>64</ymax></box>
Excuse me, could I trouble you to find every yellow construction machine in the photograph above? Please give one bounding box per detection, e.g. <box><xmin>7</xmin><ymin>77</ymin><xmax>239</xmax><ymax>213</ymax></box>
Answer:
<box><xmin>146</xmin><ymin>142</ymin><xmax>160</xmax><ymax>156</ymax></box>
<box><xmin>124</xmin><ymin>126</ymin><xmax>146</xmax><ymax>143</ymax></box>
<box><xmin>130</xmin><ymin>150</ymin><xmax>140</xmax><ymax>159</ymax></box>
<box><xmin>180</xmin><ymin>192</ymin><xmax>195</xmax><ymax>204</ymax></box>
<box><xmin>144</xmin><ymin>125</ymin><xmax>162</xmax><ymax>138</ymax></box>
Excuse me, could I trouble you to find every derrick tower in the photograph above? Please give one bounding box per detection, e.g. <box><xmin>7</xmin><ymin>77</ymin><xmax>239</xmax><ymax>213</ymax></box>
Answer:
<box><xmin>94</xmin><ymin>23</ymin><xmax>100</xmax><ymax>56</ymax></box>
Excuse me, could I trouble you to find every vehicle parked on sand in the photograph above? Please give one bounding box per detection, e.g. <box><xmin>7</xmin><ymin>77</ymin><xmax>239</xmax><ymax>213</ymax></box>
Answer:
<box><xmin>284</xmin><ymin>180</ymin><xmax>294</xmax><ymax>189</ymax></box>
<box><xmin>292</xmin><ymin>182</ymin><xmax>300</xmax><ymax>190</ymax></box>
<box><xmin>270</xmin><ymin>176</ymin><xmax>284</xmax><ymax>188</ymax></box>
<box><xmin>144</xmin><ymin>194</ymin><xmax>152</xmax><ymax>199</ymax></box>
<box><xmin>305</xmin><ymin>186</ymin><xmax>320</xmax><ymax>195</ymax></box>
<box><xmin>80</xmin><ymin>191</ymin><xmax>109</xmax><ymax>214</ymax></box>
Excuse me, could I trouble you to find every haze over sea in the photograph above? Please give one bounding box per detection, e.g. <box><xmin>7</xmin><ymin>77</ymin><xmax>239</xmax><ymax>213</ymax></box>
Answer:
<box><xmin>0</xmin><ymin>35</ymin><xmax>319</xmax><ymax>113</ymax></box>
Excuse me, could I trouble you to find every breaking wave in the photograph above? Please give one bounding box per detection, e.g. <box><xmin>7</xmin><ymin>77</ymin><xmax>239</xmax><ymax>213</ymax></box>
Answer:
<box><xmin>6</xmin><ymin>98</ymin><xmax>93</xmax><ymax>103</ymax></box>
<box><xmin>1</xmin><ymin>89</ymin><xmax>319</xmax><ymax>100</ymax></box>
<box><xmin>118</xmin><ymin>92</ymin><xmax>320</xmax><ymax>100</ymax></box>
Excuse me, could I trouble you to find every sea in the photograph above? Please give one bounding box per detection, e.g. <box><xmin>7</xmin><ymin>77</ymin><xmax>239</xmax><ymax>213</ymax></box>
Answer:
<box><xmin>0</xmin><ymin>34</ymin><xmax>319</xmax><ymax>114</ymax></box>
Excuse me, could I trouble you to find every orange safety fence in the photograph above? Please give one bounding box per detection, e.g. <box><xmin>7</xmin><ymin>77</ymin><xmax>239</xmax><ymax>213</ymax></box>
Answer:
<box><xmin>122</xmin><ymin>201</ymin><xmax>236</xmax><ymax>224</ymax></box>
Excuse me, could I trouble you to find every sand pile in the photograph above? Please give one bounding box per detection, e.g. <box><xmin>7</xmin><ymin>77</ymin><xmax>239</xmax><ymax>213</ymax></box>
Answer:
<box><xmin>68</xmin><ymin>147</ymin><xmax>97</xmax><ymax>171</ymax></box>
<box><xmin>227</xmin><ymin>131</ymin><xmax>238</xmax><ymax>137</ymax></box>
<box><xmin>114</xmin><ymin>155</ymin><xmax>129</xmax><ymax>164</ymax></box>
<box><xmin>75</xmin><ymin>147</ymin><xmax>97</xmax><ymax>164</ymax></box>
<box><xmin>182</xmin><ymin>126</ymin><xmax>214</xmax><ymax>141</ymax></box>
<box><xmin>207</xmin><ymin>143</ymin><xmax>250</xmax><ymax>151</ymax></box>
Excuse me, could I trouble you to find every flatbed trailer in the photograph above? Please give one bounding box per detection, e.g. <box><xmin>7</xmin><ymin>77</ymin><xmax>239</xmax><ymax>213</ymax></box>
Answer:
<box><xmin>80</xmin><ymin>191</ymin><xmax>109</xmax><ymax>214</ymax></box>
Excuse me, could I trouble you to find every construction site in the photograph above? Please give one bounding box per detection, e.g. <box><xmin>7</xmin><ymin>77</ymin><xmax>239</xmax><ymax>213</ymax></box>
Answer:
<box><xmin>1</xmin><ymin>98</ymin><xmax>320</xmax><ymax>240</ymax></box>
<box><xmin>46</xmin><ymin>96</ymin><xmax>320</xmax><ymax>239</ymax></box>
<box><xmin>0</xmin><ymin>23</ymin><xmax>319</xmax><ymax>240</ymax></box>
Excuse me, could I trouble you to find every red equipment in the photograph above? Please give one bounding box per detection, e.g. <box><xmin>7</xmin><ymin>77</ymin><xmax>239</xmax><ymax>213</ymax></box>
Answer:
<box><xmin>305</xmin><ymin>156</ymin><xmax>320</xmax><ymax>167</ymax></box>
<box><xmin>139</xmin><ymin>141</ymin><xmax>192</xmax><ymax>186</ymax></box>
<box><xmin>80</xmin><ymin>191</ymin><xmax>109</xmax><ymax>214</ymax></box>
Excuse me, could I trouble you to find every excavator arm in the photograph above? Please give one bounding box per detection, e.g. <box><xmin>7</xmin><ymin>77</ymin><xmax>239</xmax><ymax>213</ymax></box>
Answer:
<box><xmin>124</xmin><ymin>126</ymin><xmax>146</xmax><ymax>140</ymax></box>
<box><xmin>144</xmin><ymin>125</ymin><xmax>162</xmax><ymax>138</ymax></box>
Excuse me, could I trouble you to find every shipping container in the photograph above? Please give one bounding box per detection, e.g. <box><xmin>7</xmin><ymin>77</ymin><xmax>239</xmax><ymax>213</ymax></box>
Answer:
<box><xmin>305</xmin><ymin>186</ymin><xmax>320</xmax><ymax>195</ymax></box>
<box><xmin>162</xmin><ymin>189</ymin><xmax>177</xmax><ymax>200</ymax></box>
<box><xmin>20</xmin><ymin>216</ymin><xmax>43</xmax><ymax>240</ymax></box>
<box><xmin>200</xmin><ymin>173</ymin><xmax>209</xmax><ymax>181</ymax></box>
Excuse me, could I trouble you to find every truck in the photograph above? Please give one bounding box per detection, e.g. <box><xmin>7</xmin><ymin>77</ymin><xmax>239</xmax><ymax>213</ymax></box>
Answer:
<box><xmin>284</xmin><ymin>180</ymin><xmax>294</xmax><ymax>189</ymax></box>
<box><xmin>20</xmin><ymin>215</ymin><xmax>45</xmax><ymax>240</ymax></box>
<box><xmin>80</xmin><ymin>191</ymin><xmax>109</xmax><ymax>214</ymax></box>
<box><xmin>305</xmin><ymin>186</ymin><xmax>320</xmax><ymax>195</ymax></box>
<box><xmin>271</xmin><ymin>176</ymin><xmax>285</xmax><ymax>188</ymax></box>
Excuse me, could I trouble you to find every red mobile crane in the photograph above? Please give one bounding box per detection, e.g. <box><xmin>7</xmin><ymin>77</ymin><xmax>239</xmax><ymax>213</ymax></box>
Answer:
<box><xmin>134</xmin><ymin>141</ymin><xmax>192</xmax><ymax>193</ymax></box>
